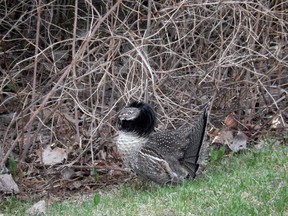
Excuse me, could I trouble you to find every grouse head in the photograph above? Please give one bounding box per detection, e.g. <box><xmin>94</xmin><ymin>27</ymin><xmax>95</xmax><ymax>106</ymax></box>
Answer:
<box><xmin>117</xmin><ymin>101</ymin><xmax>156</xmax><ymax>137</ymax></box>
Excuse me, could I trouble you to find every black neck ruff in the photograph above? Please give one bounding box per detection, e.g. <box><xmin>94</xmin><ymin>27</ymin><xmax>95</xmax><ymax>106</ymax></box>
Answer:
<box><xmin>117</xmin><ymin>101</ymin><xmax>156</xmax><ymax>137</ymax></box>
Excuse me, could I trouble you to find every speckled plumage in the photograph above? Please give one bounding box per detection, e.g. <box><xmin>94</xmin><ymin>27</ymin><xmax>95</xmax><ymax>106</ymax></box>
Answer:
<box><xmin>116</xmin><ymin>101</ymin><xmax>209</xmax><ymax>184</ymax></box>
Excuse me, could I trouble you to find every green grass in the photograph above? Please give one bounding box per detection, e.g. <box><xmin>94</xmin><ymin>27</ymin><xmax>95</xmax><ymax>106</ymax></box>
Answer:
<box><xmin>1</xmin><ymin>139</ymin><xmax>287</xmax><ymax>216</ymax></box>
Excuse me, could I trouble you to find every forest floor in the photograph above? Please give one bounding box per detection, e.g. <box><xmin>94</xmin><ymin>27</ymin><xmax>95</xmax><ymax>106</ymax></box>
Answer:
<box><xmin>1</xmin><ymin>138</ymin><xmax>287</xmax><ymax>216</ymax></box>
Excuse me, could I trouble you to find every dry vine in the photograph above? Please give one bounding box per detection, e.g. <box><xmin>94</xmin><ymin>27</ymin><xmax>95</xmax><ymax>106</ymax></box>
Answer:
<box><xmin>0</xmin><ymin>0</ymin><xmax>287</xmax><ymax>193</ymax></box>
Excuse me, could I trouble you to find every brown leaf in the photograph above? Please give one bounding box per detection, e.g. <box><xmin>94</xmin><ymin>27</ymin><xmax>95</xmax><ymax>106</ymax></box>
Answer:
<box><xmin>212</xmin><ymin>128</ymin><xmax>233</xmax><ymax>146</ymax></box>
<box><xmin>224</xmin><ymin>113</ymin><xmax>237</xmax><ymax>129</ymax></box>
<box><xmin>213</xmin><ymin>128</ymin><xmax>248</xmax><ymax>152</ymax></box>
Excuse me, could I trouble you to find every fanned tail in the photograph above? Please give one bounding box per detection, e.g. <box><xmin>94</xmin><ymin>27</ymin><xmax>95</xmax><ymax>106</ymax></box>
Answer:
<box><xmin>182</xmin><ymin>105</ymin><xmax>209</xmax><ymax>178</ymax></box>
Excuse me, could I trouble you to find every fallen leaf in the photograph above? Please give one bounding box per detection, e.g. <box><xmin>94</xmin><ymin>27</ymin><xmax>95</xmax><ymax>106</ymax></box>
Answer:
<box><xmin>61</xmin><ymin>167</ymin><xmax>75</xmax><ymax>180</ymax></box>
<box><xmin>212</xmin><ymin>128</ymin><xmax>233</xmax><ymax>146</ymax></box>
<box><xmin>271</xmin><ymin>114</ymin><xmax>283</xmax><ymax>129</ymax></box>
<box><xmin>72</xmin><ymin>181</ymin><xmax>81</xmax><ymax>189</ymax></box>
<box><xmin>0</xmin><ymin>174</ymin><xmax>20</xmax><ymax>194</ymax></box>
<box><xmin>212</xmin><ymin>128</ymin><xmax>248</xmax><ymax>152</ymax></box>
<box><xmin>25</xmin><ymin>200</ymin><xmax>46</xmax><ymax>215</ymax></box>
<box><xmin>210</xmin><ymin>128</ymin><xmax>220</xmax><ymax>137</ymax></box>
<box><xmin>228</xmin><ymin>131</ymin><xmax>248</xmax><ymax>152</ymax></box>
<box><xmin>42</xmin><ymin>146</ymin><xmax>68</xmax><ymax>165</ymax></box>
<box><xmin>224</xmin><ymin>113</ymin><xmax>237</xmax><ymax>129</ymax></box>
<box><xmin>0</xmin><ymin>112</ymin><xmax>16</xmax><ymax>126</ymax></box>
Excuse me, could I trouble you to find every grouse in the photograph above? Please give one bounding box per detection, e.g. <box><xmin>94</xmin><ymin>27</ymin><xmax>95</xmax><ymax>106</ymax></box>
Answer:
<box><xmin>116</xmin><ymin>101</ymin><xmax>209</xmax><ymax>184</ymax></box>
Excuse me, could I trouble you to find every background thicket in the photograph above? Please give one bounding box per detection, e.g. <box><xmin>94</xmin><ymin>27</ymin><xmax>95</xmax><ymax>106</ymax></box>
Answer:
<box><xmin>0</xmin><ymin>0</ymin><xmax>287</xmax><ymax>193</ymax></box>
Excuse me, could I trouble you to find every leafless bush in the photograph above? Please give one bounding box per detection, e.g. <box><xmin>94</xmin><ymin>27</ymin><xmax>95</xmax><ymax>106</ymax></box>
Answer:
<box><xmin>0</xmin><ymin>0</ymin><xmax>287</xmax><ymax>178</ymax></box>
